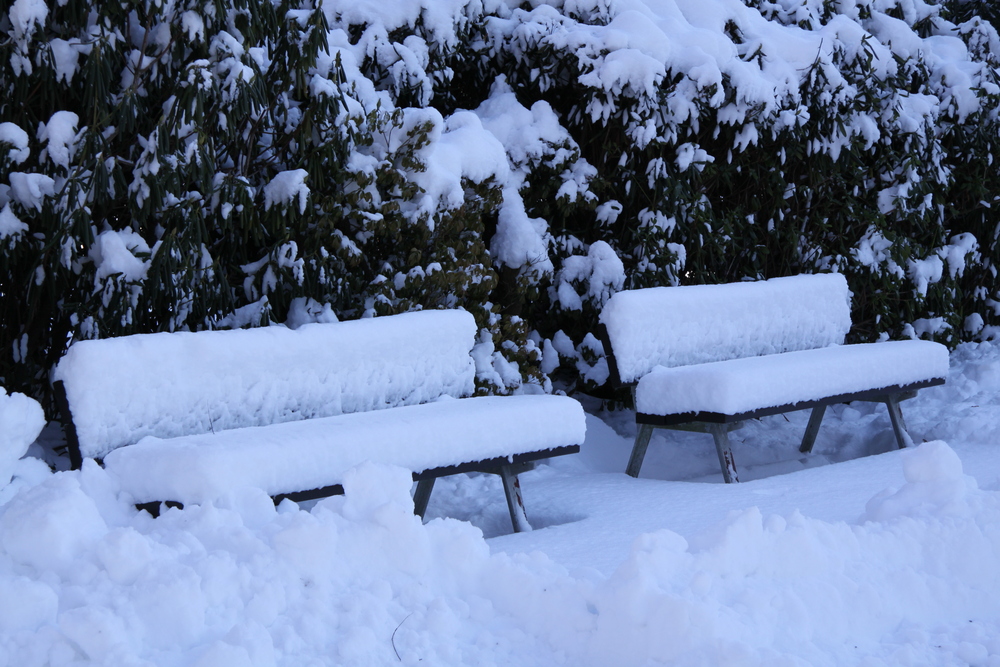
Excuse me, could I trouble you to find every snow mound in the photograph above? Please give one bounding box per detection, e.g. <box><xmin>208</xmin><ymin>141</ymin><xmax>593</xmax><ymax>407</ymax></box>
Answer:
<box><xmin>0</xmin><ymin>387</ymin><xmax>45</xmax><ymax>489</ymax></box>
<box><xmin>864</xmin><ymin>441</ymin><xmax>980</xmax><ymax>521</ymax></box>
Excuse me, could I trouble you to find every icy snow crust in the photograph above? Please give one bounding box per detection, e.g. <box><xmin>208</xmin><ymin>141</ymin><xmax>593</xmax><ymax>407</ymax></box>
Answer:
<box><xmin>103</xmin><ymin>395</ymin><xmax>586</xmax><ymax>505</ymax></box>
<box><xmin>54</xmin><ymin>310</ymin><xmax>478</xmax><ymax>459</ymax></box>
<box><xmin>636</xmin><ymin>340</ymin><xmax>950</xmax><ymax>416</ymax></box>
<box><xmin>600</xmin><ymin>273</ymin><xmax>852</xmax><ymax>384</ymax></box>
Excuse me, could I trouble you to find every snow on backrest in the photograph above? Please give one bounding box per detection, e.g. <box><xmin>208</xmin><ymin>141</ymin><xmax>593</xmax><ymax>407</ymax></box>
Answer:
<box><xmin>54</xmin><ymin>309</ymin><xmax>478</xmax><ymax>459</ymax></box>
<box><xmin>599</xmin><ymin>274</ymin><xmax>852</xmax><ymax>384</ymax></box>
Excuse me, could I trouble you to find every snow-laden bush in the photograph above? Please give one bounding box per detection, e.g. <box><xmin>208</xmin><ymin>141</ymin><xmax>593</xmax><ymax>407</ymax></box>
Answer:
<box><xmin>0</xmin><ymin>0</ymin><xmax>537</xmax><ymax>404</ymax></box>
<box><xmin>470</xmin><ymin>0</ymin><xmax>1000</xmax><ymax>393</ymax></box>
<box><xmin>2</xmin><ymin>0</ymin><xmax>999</xmax><ymax>407</ymax></box>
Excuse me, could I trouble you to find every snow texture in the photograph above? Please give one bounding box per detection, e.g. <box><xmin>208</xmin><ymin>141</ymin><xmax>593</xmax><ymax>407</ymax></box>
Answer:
<box><xmin>555</xmin><ymin>240</ymin><xmax>625</xmax><ymax>311</ymax></box>
<box><xmin>0</xmin><ymin>204</ymin><xmax>27</xmax><ymax>240</ymax></box>
<box><xmin>4</xmin><ymin>340</ymin><xmax>1000</xmax><ymax>666</ymax></box>
<box><xmin>89</xmin><ymin>229</ymin><xmax>151</xmax><ymax>284</ymax></box>
<box><xmin>103</xmin><ymin>394</ymin><xmax>586</xmax><ymax>505</ymax></box>
<box><xmin>635</xmin><ymin>340</ymin><xmax>949</xmax><ymax>416</ymax></box>
<box><xmin>413</xmin><ymin>110</ymin><xmax>510</xmax><ymax>216</ymax></box>
<box><xmin>54</xmin><ymin>310</ymin><xmax>478</xmax><ymax>459</ymax></box>
<box><xmin>0</xmin><ymin>122</ymin><xmax>30</xmax><ymax>164</ymax></box>
<box><xmin>0</xmin><ymin>388</ymin><xmax>45</xmax><ymax>488</ymax></box>
<box><xmin>38</xmin><ymin>110</ymin><xmax>79</xmax><ymax>170</ymax></box>
<box><xmin>7</xmin><ymin>0</ymin><xmax>47</xmax><ymax>41</ymax></box>
<box><xmin>600</xmin><ymin>273</ymin><xmax>852</xmax><ymax>383</ymax></box>
<box><xmin>263</xmin><ymin>169</ymin><xmax>310</xmax><ymax>214</ymax></box>
<box><xmin>7</xmin><ymin>172</ymin><xmax>54</xmax><ymax>211</ymax></box>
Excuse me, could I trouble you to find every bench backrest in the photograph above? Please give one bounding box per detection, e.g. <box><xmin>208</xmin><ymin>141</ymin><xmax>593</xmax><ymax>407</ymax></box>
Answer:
<box><xmin>54</xmin><ymin>309</ymin><xmax>478</xmax><ymax>460</ymax></box>
<box><xmin>599</xmin><ymin>273</ymin><xmax>852</xmax><ymax>385</ymax></box>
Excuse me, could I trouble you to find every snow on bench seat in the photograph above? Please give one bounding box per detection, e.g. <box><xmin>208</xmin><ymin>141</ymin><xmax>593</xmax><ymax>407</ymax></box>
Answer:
<box><xmin>635</xmin><ymin>340</ymin><xmax>949</xmax><ymax>418</ymax></box>
<box><xmin>103</xmin><ymin>395</ymin><xmax>585</xmax><ymax>506</ymax></box>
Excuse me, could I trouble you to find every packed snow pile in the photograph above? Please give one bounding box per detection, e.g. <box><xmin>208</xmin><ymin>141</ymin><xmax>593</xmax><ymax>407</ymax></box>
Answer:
<box><xmin>1</xmin><ymin>438</ymin><xmax>999</xmax><ymax>666</ymax></box>
<box><xmin>0</xmin><ymin>387</ymin><xmax>44</xmax><ymax>489</ymax></box>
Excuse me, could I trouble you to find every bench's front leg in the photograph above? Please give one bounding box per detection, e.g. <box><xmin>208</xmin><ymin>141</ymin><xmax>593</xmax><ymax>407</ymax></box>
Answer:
<box><xmin>412</xmin><ymin>478</ymin><xmax>435</xmax><ymax>519</ymax></box>
<box><xmin>627</xmin><ymin>423</ymin><xmax>655</xmax><ymax>478</ymax></box>
<box><xmin>799</xmin><ymin>405</ymin><xmax>827</xmax><ymax>454</ymax></box>
<box><xmin>885</xmin><ymin>394</ymin><xmax>914</xmax><ymax>449</ymax></box>
<box><xmin>499</xmin><ymin>463</ymin><xmax>533</xmax><ymax>533</ymax></box>
<box><xmin>708</xmin><ymin>423</ymin><xmax>740</xmax><ymax>483</ymax></box>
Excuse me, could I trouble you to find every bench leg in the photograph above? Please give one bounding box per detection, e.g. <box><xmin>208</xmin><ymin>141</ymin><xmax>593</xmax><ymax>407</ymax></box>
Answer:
<box><xmin>412</xmin><ymin>478</ymin><xmax>435</xmax><ymax>519</ymax></box>
<box><xmin>626</xmin><ymin>423</ymin><xmax>655</xmax><ymax>478</ymax></box>
<box><xmin>499</xmin><ymin>463</ymin><xmax>533</xmax><ymax>533</ymax></box>
<box><xmin>799</xmin><ymin>405</ymin><xmax>827</xmax><ymax>454</ymax></box>
<box><xmin>708</xmin><ymin>423</ymin><xmax>740</xmax><ymax>483</ymax></box>
<box><xmin>885</xmin><ymin>394</ymin><xmax>914</xmax><ymax>449</ymax></box>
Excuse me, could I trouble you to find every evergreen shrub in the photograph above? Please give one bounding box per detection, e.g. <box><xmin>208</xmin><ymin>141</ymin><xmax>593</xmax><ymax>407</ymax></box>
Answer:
<box><xmin>2</xmin><ymin>0</ymin><xmax>999</xmax><ymax>410</ymax></box>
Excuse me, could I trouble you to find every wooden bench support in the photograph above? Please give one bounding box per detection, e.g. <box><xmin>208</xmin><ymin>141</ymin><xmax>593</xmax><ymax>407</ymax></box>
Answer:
<box><xmin>708</xmin><ymin>423</ymin><xmax>739</xmax><ymax>484</ymax></box>
<box><xmin>628</xmin><ymin>421</ymin><xmax>744</xmax><ymax>483</ymax></box>
<box><xmin>626</xmin><ymin>424</ymin><xmax>654</xmax><ymax>478</ymax></box>
<box><xmin>411</xmin><ymin>464</ymin><xmax>534</xmax><ymax>533</ymax></box>
<box><xmin>499</xmin><ymin>463</ymin><xmax>533</xmax><ymax>533</ymax></box>
<box><xmin>885</xmin><ymin>394</ymin><xmax>913</xmax><ymax>449</ymax></box>
<box><xmin>801</xmin><ymin>391</ymin><xmax>919</xmax><ymax>454</ymax></box>
<box><xmin>263</xmin><ymin>449</ymin><xmax>572</xmax><ymax>533</ymax></box>
<box><xmin>139</xmin><ymin>466</ymin><xmax>539</xmax><ymax>532</ymax></box>
<box><xmin>412</xmin><ymin>478</ymin><xmax>435</xmax><ymax>519</ymax></box>
<box><xmin>799</xmin><ymin>405</ymin><xmax>827</xmax><ymax>454</ymax></box>
<box><xmin>626</xmin><ymin>384</ymin><xmax>935</xmax><ymax>483</ymax></box>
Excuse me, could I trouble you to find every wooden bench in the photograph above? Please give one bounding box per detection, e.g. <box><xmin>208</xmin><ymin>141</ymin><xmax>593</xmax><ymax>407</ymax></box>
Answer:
<box><xmin>598</xmin><ymin>274</ymin><xmax>949</xmax><ymax>483</ymax></box>
<box><xmin>52</xmin><ymin>309</ymin><xmax>585</xmax><ymax>532</ymax></box>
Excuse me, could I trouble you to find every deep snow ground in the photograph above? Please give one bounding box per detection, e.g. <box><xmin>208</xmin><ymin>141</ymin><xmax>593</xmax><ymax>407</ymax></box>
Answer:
<box><xmin>2</xmin><ymin>342</ymin><xmax>1000</xmax><ymax>666</ymax></box>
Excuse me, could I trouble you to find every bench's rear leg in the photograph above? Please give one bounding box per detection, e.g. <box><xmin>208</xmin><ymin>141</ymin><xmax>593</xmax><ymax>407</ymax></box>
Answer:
<box><xmin>412</xmin><ymin>478</ymin><xmax>435</xmax><ymax>519</ymax></box>
<box><xmin>499</xmin><ymin>463</ymin><xmax>533</xmax><ymax>533</ymax></box>
<box><xmin>53</xmin><ymin>381</ymin><xmax>84</xmax><ymax>470</ymax></box>
<box><xmin>799</xmin><ymin>405</ymin><xmax>827</xmax><ymax>454</ymax></box>
<box><xmin>885</xmin><ymin>394</ymin><xmax>914</xmax><ymax>449</ymax></box>
<box><xmin>626</xmin><ymin>423</ymin><xmax>655</xmax><ymax>478</ymax></box>
<box><xmin>708</xmin><ymin>423</ymin><xmax>740</xmax><ymax>483</ymax></box>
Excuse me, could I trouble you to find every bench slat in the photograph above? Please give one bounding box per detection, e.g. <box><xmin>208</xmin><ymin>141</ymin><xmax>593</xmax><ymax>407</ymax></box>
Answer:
<box><xmin>634</xmin><ymin>340</ymin><xmax>948</xmax><ymax>418</ymax></box>
<box><xmin>636</xmin><ymin>378</ymin><xmax>944</xmax><ymax>426</ymax></box>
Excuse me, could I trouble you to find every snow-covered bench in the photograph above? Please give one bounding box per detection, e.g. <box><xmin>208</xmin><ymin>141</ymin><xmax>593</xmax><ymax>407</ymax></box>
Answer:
<box><xmin>52</xmin><ymin>310</ymin><xmax>585</xmax><ymax>531</ymax></box>
<box><xmin>598</xmin><ymin>274</ymin><xmax>949</xmax><ymax>483</ymax></box>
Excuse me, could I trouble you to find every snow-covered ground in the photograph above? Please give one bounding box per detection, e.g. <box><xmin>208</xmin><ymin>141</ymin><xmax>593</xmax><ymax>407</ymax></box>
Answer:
<box><xmin>3</xmin><ymin>341</ymin><xmax>1000</xmax><ymax>666</ymax></box>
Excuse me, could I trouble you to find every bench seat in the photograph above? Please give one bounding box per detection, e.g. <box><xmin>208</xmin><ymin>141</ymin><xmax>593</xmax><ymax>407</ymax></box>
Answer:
<box><xmin>103</xmin><ymin>394</ymin><xmax>585</xmax><ymax>507</ymax></box>
<box><xmin>635</xmin><ymin>340</ymin><xmax>949</xmax><ymax>421</ymax></box>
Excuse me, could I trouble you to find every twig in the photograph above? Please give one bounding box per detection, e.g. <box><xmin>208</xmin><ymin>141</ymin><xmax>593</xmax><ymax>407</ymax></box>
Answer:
<box><xmin>391</xmin><ymin>612</ymin><xmax>414</xmax><ymax>661</ymax></box>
